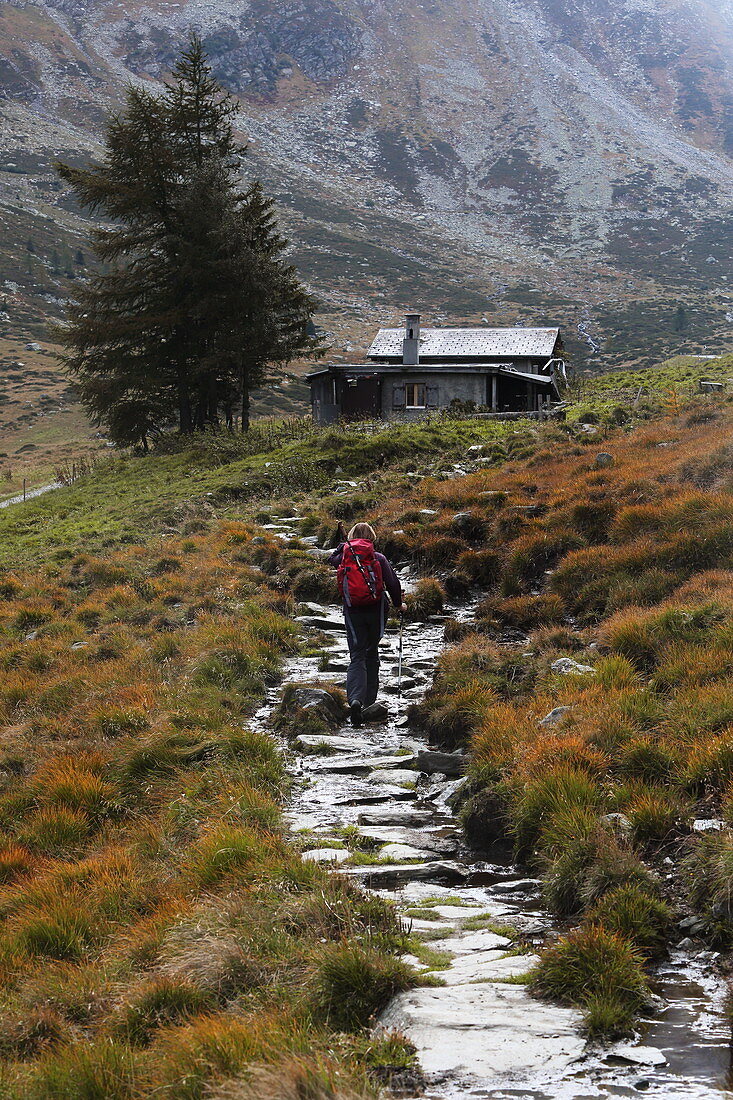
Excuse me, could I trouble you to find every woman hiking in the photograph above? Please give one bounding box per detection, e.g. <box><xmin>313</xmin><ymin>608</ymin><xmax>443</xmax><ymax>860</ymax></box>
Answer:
<box><xmin>329</xmin><ymin>521</ymin><xmax>406</xmax><ymax>727</ymax></box>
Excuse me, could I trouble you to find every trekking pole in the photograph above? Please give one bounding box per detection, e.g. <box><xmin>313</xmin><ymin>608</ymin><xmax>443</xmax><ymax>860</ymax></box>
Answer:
<box><xmin>397</xmin><ymin>611</ymin><xmax>404</xmax><ymax>699</ymax></box>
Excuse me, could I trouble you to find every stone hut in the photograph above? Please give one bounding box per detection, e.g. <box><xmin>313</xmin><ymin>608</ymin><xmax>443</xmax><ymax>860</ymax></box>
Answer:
<box><xmin>307</xmin><ymin>314</ymin><xmax>564</xmax><ymax>423</ymax></box>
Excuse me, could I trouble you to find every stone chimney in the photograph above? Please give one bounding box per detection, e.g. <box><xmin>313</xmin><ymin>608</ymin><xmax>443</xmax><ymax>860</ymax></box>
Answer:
<box><xmin>402</xmin><ymin>313</ymin><xmax>420</xmax><ymax>366</ymax></box>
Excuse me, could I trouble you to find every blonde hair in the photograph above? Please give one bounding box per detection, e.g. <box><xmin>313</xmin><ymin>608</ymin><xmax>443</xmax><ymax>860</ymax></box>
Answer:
<box><xmin>348</xmin><ymin>522</ymin><xmax>376</xmax><ymax>541</ymax></box>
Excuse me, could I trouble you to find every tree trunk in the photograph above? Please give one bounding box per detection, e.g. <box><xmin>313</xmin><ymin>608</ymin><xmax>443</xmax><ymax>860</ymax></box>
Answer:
<box><xmin>178</xmin><ymin>382</ymin><xmax>193</xmax><ymax>434</ymax></box>
<box><xmin>241</xmin><ymin>360</ymin><xmax>250</xmax><ymax>432</ymax></box>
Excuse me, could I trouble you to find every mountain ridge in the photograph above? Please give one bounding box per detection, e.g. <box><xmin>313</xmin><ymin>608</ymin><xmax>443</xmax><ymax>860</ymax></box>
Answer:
<box><xmin>1</xmin><ymin>0</ymin><xmax>732</xmax><ymax>372</ymax></box>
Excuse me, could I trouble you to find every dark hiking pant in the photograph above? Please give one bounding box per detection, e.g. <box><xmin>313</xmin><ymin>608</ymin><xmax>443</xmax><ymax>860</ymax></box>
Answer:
<box><xmin>344</xmin><ymin>601</ymin><xmax>386</xmax><ymax>707</ymax></box>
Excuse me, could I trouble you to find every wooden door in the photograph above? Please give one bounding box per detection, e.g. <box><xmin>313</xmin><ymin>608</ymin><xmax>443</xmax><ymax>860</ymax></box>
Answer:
<box><xmin>340</xmin><ymin>377</ymin><xmax>382</xmax><ymax>420</ymax></box>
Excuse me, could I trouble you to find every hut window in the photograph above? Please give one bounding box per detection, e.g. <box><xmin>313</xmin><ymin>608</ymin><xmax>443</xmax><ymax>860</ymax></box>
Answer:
<box><xmin>405</xmin><ymin>383</ymin><xmax>426</xmax><ymax>408</ymax></box>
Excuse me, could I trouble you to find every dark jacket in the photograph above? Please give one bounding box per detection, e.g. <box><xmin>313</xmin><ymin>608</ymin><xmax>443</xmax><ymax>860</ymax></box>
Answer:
<box><xmin>328</xmin><ymin>543</ymin><xmax>403</xmax><ymax>608</ymax></box>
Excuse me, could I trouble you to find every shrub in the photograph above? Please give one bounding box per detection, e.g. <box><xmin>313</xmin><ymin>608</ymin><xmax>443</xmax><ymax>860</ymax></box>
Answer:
<box><xmin>503</xmin><ymin>530</ymin><xmax>585</xmax><ymax>595</ymax></box>
<box><xmin>148</xmin><ymin>1013</ymin><xmax>282</xmax><ymax>1100</ymax></box>
<box><xmin>112</xmin><ymin>978</ymin><xmax>214</xmax><ymax>1045</ymax></box>
<box><xmin>160</xmin><ymin>928</ymin><xmax>262</xmax><ymax>999</ymax></box>
<box><xmin>19</xmin><ymin>807</ymin><xmax>91</xmax><ymax>858</ymax></box>
<box><xmin>0</xmin><ymin>1005</ymin><xmax>68</xmax><ymax>1059</ymax></box>
<box><xmin>570</xmin><ymin>501</ymin><xmax>616</xmax><ymax>544</ymax></box>
<box><xmin>585</xmin><ymin>884</ymin><xmax>672</xmax><ymax>959</ymax></box>
<box><xmin>310</xmin><ymin>943</ymin><xmax>414</xmax><ymax>1031</ymax></box>
<box><xmin>9</xmin><ymin>894</ymin><xmax>99</xmax><ymax>960</ymax></box>
<box><xmin>456</xmin><ymin>549</ymin><xmax>502</xmax><ymax>586</ymax></box>
<box><xmin>0</xmin><ymin>844</ymin><xmax>35</xmax><ymax>884</ymax></box>
<box><xmin>411</xmin><ymin>680</ymin><xmax>497</xmax><ymax>748</ymax></box>
<box><xmin>209</xmin><ymin>1057</ymin><xmax>371</xmax><ymax>1100</ymax></box>
<box><xmin>616</xmin><ymin>738</ymin><xmax>680</xmax><ymax>784</ymax></box>
<box><xmin>185</xmin><ymin>826</ymin><xmax>278</xmax><ymax>888</ymax></box>
<box><xmin>625</xmin><ymin>787</ymin><xmax>689</xmax><ymax>844</ymax></box>
<box><xmin>416</xmin><ymin>535</ymin><xmax>466</xmax><ymax>569</ymax></box>
<box><xmin>34</xmin><ymin>760</ymin><xmax>116</xmax><ymax>820</ymax></box>
<box><xmin>684</xmin><ymin>832</ymin><xmax>733</xmax><ymax>923</ymax></box>
<box><xmin>290</xmin><ymin>566</ymin><xmax>334</xmax><ymax>604</ymax></box>
<box><xmin>530</xmin><ymin>926</ymin><xmax>651</xmax><ymax>1038</ymax></box>
<box><xmin>593</xmin><ymin>656</ymin><xmax>640</xmax><ymax>691</ymax></box>
<box><xmin>486</xmin><ymin>593</ymin><xmax>565</xmax><ymax>629</ymax></box>
<box><xmin>406</xmin><ymin>578</ymin><xmax>445</xmax><ymax>620</ymax></box>
<box><xmin>509</xmin><ymin>766</ymin><xmax>607</xmax><ymax>858</ymax></box>
<box><xmin>540</xmin><ymin>811</ymin><xmax>654</xmax><ymax>916</ymax></box>
<box><xmin>30</xmin><ymin>1038</ymin><xmax>139</xmax><ymax>1100</ymax></box>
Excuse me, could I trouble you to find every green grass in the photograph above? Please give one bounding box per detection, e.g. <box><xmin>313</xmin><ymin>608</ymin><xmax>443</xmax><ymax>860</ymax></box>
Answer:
<box><xmin>0</xmin><ymin>416</ymin><xmax>523</xmax><ymax>567</ymax></box>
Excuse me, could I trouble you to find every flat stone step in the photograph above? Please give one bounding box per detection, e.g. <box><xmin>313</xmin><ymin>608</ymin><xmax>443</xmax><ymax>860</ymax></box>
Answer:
<box><xmin>307</xmin><ymin>753</ymin><xmax>419</xmax><ymax>776</ymax></box>
<box><xmin>367</xmin><ymin>768</ymin><xmax>417</xmax><ymax>787</ymax></box>
<box><xmin>440</xmin><ymin>951</ymin><xmax>541</xmax><ymax>986</ymax></box>
<box><xmin>295</xmin><ymin>734</ymin><xmax>372</xmax><ymax>754</ymax></box>
<box><xmin>295</xmin><ymin>615</ymin><xmax>347</xmax><ymax>632</ymax></box>
<box><xmin>356</xmin><ymin>826</ymin><xmax>460</xmax><ymax>857</ymax></box>
<box><xmin>433</xmin><ymin>929</ymin><xmax>511</xmax><ymax>954</ymax></box>
<box><xmin>358</xmin><ymin>806</ymin><xmax>437</xmax><ymax>827</ymax></box>
<box><xmin>339</xmin><ymin>860</ymin><xmax>469</xmax><ymax>888</ymax></box>
<box><xmin>301</xmin><ymin>848</ymin><xmax>350</xmax><ymax>864</ymax></box>
<box><xmin>379</xmin><ymin>843</ymin><xmax>437</xmax><ymax>862</ymax></box>
<box><xmin>378</xmin><ymin>984</ymin><xmax>584</xmax><ymax>1081</ymax></box>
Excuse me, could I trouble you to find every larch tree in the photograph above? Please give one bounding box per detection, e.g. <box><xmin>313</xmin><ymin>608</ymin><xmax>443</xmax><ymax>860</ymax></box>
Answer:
<box><xmin>56</xmin><ymin>34</ymin><xmax>320</xmax><ymax>447</ymax></box>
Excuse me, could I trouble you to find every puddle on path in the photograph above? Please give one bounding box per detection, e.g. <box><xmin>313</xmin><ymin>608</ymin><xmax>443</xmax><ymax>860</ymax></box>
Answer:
<box><xmin>252</xmin><ymin>519</ymin><xmax>733</xmax><ymax>1099</ymax></box>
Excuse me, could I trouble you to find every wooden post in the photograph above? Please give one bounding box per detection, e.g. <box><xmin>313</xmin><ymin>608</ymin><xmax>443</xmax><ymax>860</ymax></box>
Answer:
<box><xmin>72</xmin><ymin>462</ymin><xmax>76</xmax><ymax>482</ymax></box>
<box><xmin>22</xmin><ymin>478</ymin><xmax>26</xmax><ymax>502</ymax></box>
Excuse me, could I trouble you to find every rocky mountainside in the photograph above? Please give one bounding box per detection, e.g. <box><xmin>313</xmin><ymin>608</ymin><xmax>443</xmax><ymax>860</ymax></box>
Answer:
<box><xmin>1</xmin><ymin>0</ymin><xmax>732</xmax><ymax>367</ymax></box>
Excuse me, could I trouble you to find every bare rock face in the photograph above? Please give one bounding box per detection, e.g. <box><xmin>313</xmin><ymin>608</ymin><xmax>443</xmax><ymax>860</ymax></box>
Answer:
<box><xmin>3</xmin><ymin>0</ymin><xmax>733</xmax><ymax>353</ymax></box>
<box><xmin>120</xmin><ymin>0</ymin><xmax>361</xmax><ymax>96</ymax></box>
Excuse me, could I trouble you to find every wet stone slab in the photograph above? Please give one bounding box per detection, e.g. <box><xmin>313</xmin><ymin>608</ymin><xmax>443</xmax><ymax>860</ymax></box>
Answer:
<box><xmin>379</xmin><ymin>984</ymin><xmax>585</xmax><ymax>1081</ymax></box>
<box><xmin>339</xmin><ymin>860</ymin><xmax>469</xmax><ymax>888</ymax></box>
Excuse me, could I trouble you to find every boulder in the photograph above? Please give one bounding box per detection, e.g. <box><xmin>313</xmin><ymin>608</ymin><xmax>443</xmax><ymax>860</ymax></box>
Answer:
<box><xmin>414</xmin><ymin>750</ymin><xmax>466</xmax><ymax>777</ymax></box>
<box><xmin>362</xmin><ymin>701</ymin><xmax>389</xmax><ymax>722</ymax></box>
<box><xmin>286</xmin><ymin>687</ymin><xmax>345</xmax><ymax>723</ymax></box>
<box><xmin>539</xmin><ymin>705</ymin><xmax>573</xmax><ymax>727</ymax></box>
<box><xmin>356</xmin><ymin>826</ymin><xmax>459</xmax><ymax>857</ymax></box>
<box><xmin>594</xmin><ymin>452</ymin><xmax>614</xmax><ymax>469</ymax></box>
<box><xmin>551</xmin><ymin>658</ymin><xmax>595</xmax><ymax>676</ymax></box>
<box><xmin>602</xmin><ymin>812</ymin><xmax>632</xmax><ymax>837</ymax></box>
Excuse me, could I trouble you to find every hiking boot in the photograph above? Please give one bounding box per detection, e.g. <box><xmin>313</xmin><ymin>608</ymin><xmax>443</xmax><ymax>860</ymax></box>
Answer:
<box><xmin>349</xmin><ymin>702</ymin><xmax>363</xmax><ymax>728</ymax></box>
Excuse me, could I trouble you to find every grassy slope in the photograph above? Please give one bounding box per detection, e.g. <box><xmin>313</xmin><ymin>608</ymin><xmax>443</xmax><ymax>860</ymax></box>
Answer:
<box><xmin>3</xmin><ymin>352</ymin><xmax>733</xmax><ymax>1086</ymax></box>
<box><xmin>0</xmin><ymin>509</ymin><xmax>419</xmax><ymax>1095</ymax></box>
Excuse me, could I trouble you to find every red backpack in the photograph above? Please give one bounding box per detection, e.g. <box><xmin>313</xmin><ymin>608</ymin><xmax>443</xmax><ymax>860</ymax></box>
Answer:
<box><xmin>337</xmin><ymin>539</ymin><xmax>384</xmax><ymax>607</ymax></box>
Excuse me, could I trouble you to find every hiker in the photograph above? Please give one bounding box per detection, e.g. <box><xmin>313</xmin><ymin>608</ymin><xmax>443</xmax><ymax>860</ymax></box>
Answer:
<box><xmin>329</xmin><ymin>521</ymin><xmax>406</xmax><ymax>727</ymax></box>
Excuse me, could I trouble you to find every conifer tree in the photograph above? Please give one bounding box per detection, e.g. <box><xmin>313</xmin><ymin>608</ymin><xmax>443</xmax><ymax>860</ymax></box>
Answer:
<box><xmin>56</xmin><ymin>35</ymin><xmax>319</xmax><ymax>446</ymax></box>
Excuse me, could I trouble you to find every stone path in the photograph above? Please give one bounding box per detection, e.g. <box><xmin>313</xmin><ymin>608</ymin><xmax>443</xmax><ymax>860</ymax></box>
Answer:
<box><xmin>252</xmin><ymin>515</ymin><xmax>733</xmax><ymax>1099</ymax></box>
